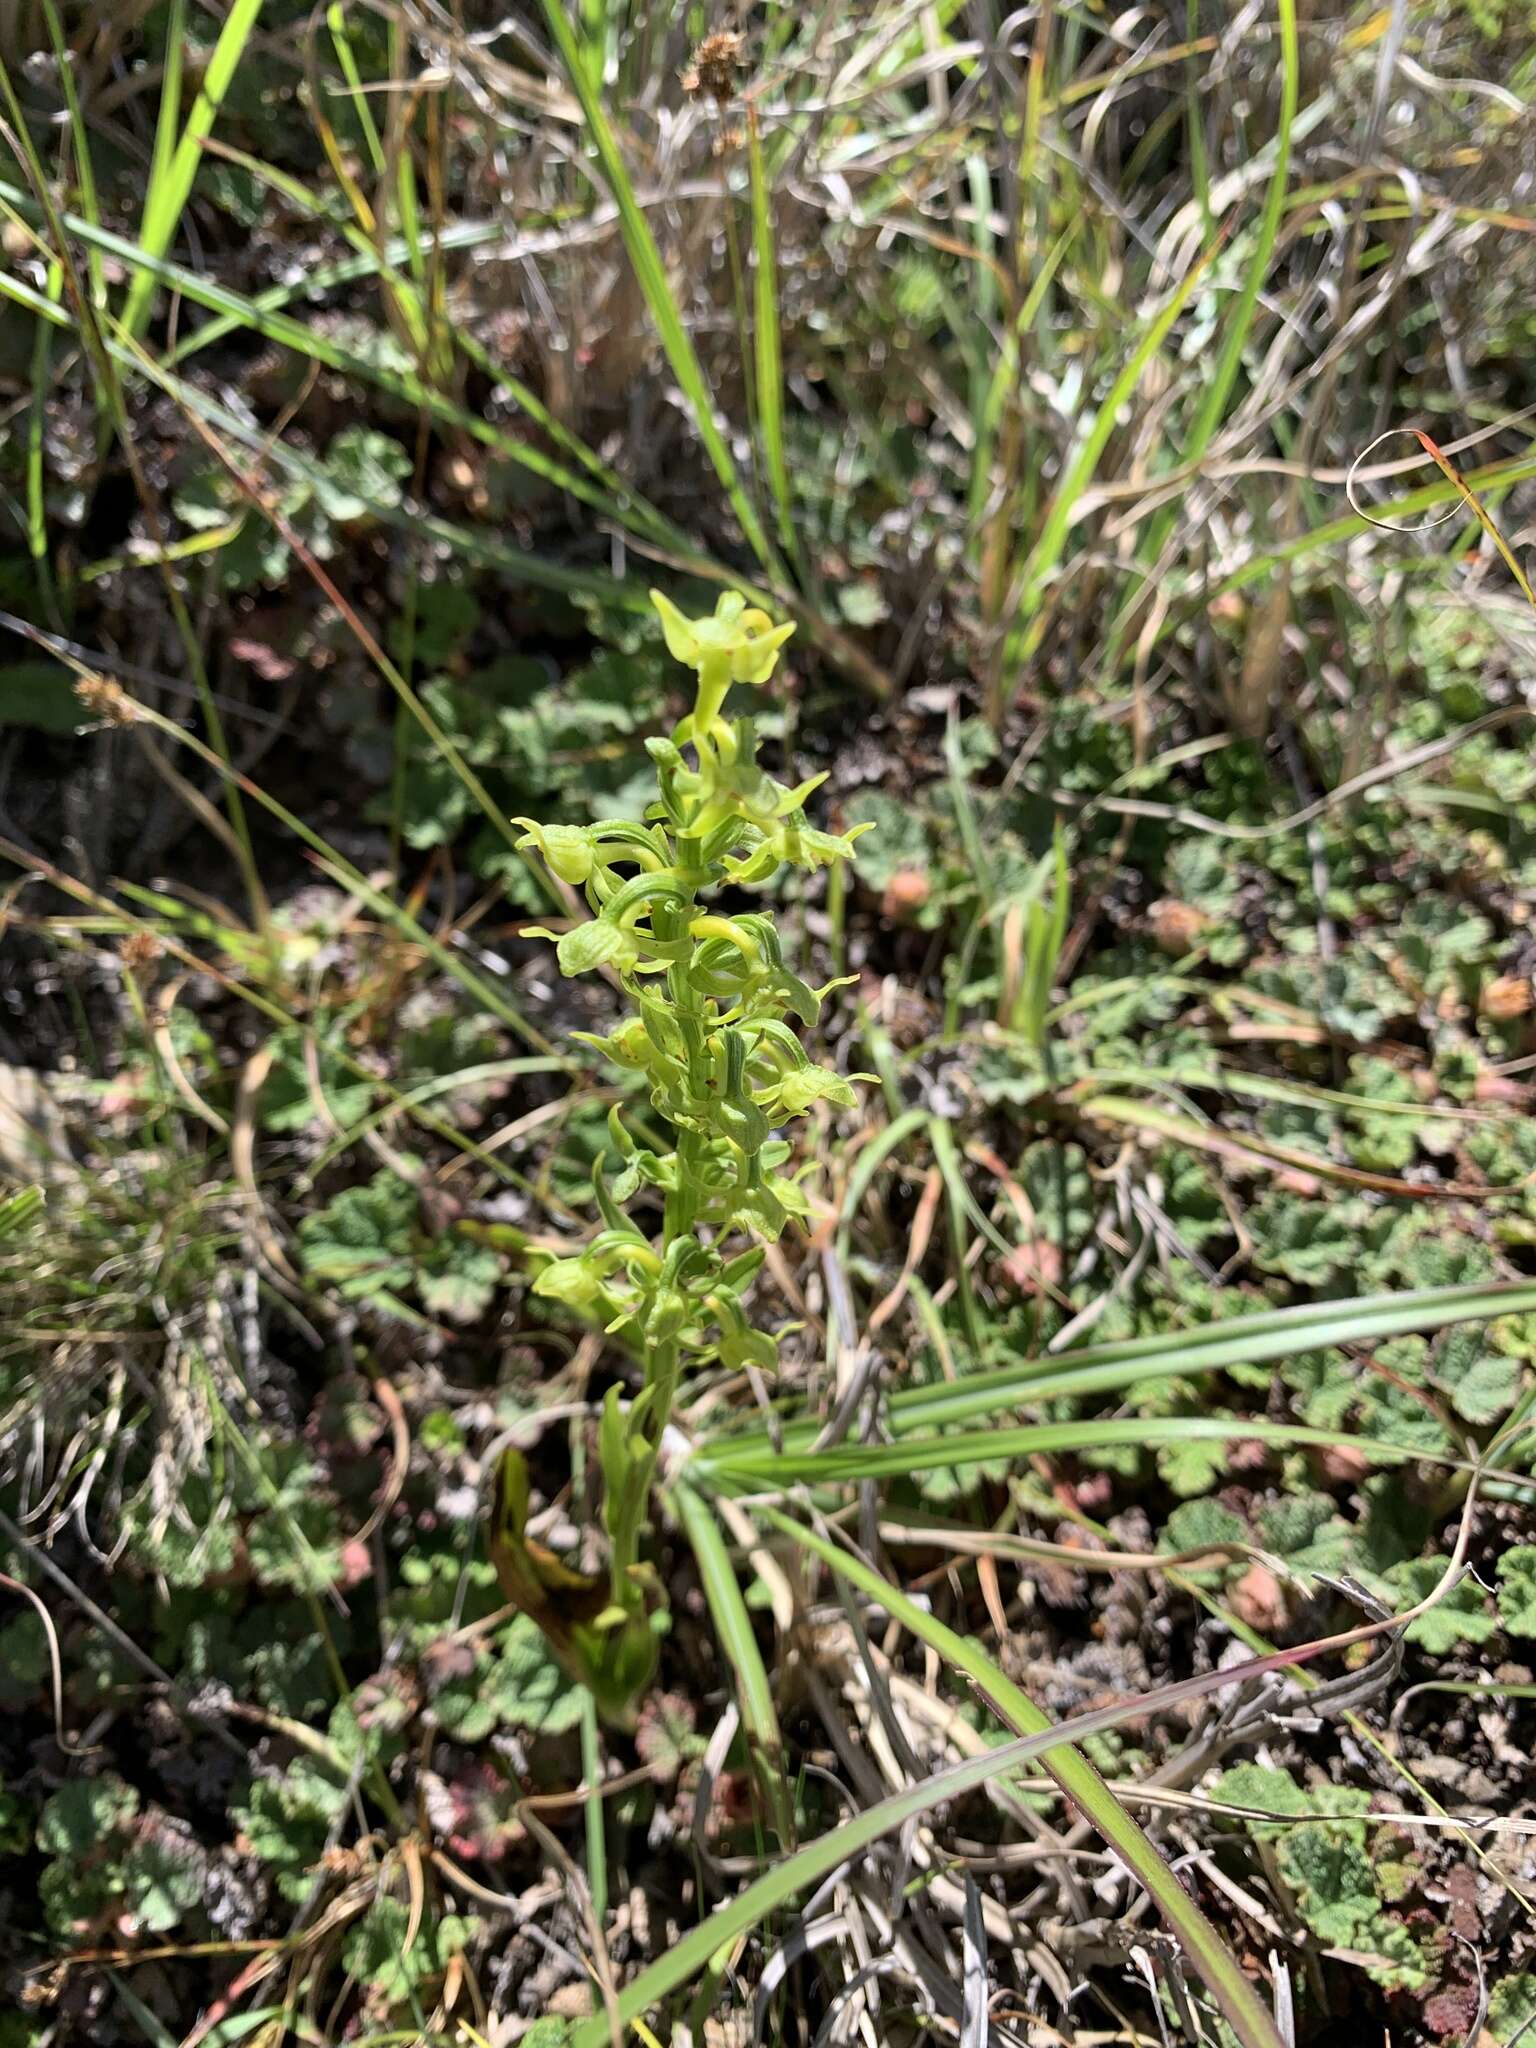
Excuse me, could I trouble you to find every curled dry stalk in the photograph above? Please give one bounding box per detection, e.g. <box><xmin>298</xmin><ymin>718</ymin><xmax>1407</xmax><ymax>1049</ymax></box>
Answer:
<box><xmin>490</xmin><ymin>589</ymin><xmax>871</xmax><ymax>1728</ymax></box>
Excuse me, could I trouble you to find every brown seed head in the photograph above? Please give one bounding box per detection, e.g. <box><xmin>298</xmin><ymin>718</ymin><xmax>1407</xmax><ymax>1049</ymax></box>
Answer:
<box><xmin>74</xmin><ymin>674</ymin><xmax>139</xmax><ymax>726</ymax></box>
<box><xmin>682</xmin><ymin>29</ymin><xmax>744</xmax><ymax>102</ymax></box>
<box><xmin>121</xmin><ymin>930</ymin><xmax>164</xmax><ymax>977</ymax></box>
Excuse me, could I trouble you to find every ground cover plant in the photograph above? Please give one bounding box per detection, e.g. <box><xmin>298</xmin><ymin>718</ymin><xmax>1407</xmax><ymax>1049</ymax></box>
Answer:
<box><xmin>4</xmin><ymin>1</ymin><xmax>1536</xmax><ymax>2045</ymax></box>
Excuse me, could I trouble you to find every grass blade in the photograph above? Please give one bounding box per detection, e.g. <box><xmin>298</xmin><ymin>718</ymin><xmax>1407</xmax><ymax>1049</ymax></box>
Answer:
<box><xmin>929</xmin><ymin>1116</ymin><xmax>984</xmax><ymax>1360</ymax></box>
<box><xmin>1411</xmin><ymin>428</ymin><xmax>1536</xmax><ymax>610</ymax></box>
<box><xmin>747</xmin><ymin>107</ymin><xmax>799</xmax><ymax>571</ymax></box>
<box><xmin>120</xmin><ymin>0</ymin><xmax>268</xmax><ymax>342</ymax></box>
<box><xmin>1174</xmin><ymin>0</ymin><xmax>1297</xmax><ymax>484</ymax></box>
<box><xmin>580</xmin><ymin>1693</ymin><xmax>608</xmax><ymax>1925</ymax></box>
<box><xmin>703</xmin><ymin>1279</ymin><xmax>1536</xmax><ymax>1455</ymax></box>
<box><xmin>328</xmin><ymin>1</ymin><xmax>387</xmax><ymax>176</ymax></box>
<box><xmin>675</xmin><ymin>1483</ymin><xmax>793</xmax><ymax>1842</ymax></box>
<box><xmin>1209</xmin><ymin>446</ymin><xmax>1536</xmax><ymax>601</ymax></box>
<box><xmin>23</xmin><ymin>253</ymin><xmax>62</xmax><ymax>604</ymax></box>
<box><xmin>698</xmin><ymin>1414</ymin><xmax>1489</xmax><ymax>1489</ymax></box>
<box><xmin>0</xmin><ymin>1187</ymin><xmax>44</xmax><ymax>1239</ymax></box>
<box><xmin>141</xmin><ymin>0</ymin><xmax>187</xmax><ymax>271</ymax></box>
<box><xmin>39</xmin><ymin>0</ymin><xmax>106</xmax><ymax>309</ymax></box>
<box><xmin>536</xmin><ymin>0</ymin><xmax>781</xmax><ymax>579</ymax></box>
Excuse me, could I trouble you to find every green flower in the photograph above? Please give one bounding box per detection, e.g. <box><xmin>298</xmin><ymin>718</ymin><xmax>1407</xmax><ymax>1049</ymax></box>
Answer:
<box><xmin>512</xmin><ymin>817</ymin><xmax>593</xmax><ymax>885</ymax></box>
<box><xmin>502</xmin><ymin>588</ymin><xmax>868</xmax><ymax>1736</ymax></box>
<box><xmin>650</xmin><ymin>589</ymin><xmax>795</xmax><ymax>728</ymax></box>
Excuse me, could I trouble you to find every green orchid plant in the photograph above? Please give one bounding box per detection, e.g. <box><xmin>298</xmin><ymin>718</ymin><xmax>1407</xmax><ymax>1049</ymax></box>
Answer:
<box><xmin>496</xmin><ymin>590</ymin><xmax>871</xmax><ymax>1727</ymax></box>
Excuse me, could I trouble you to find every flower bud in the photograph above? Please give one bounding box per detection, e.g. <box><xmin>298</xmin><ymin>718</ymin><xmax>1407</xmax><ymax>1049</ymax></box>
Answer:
<box><xmin>511</xmin><ymin>816</ymin><xmax>593</xmax><ymax>884</ymax></box>
<box><xmin>541</xmin><ymin>826</ymin><xmax>594</xmax><ymax>886</ymax></box>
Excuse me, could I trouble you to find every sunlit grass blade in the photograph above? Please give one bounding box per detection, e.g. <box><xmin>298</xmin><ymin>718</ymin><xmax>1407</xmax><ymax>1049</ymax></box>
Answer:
<box><xmin>1074</xmin><ymin>1055</ymin><xmax>1490</xmax><ymax>1127</ymax></box>
<box><xmin>939</xmin><ymin>707</ymin><xmax>998</xmax><ymax>1037</ymax></box>
<box><xmin>1184</xmin><ymin>0</ymin><xmax>1211</xmax><ymax>229</ymax></box>
<box><xmin>536</xmin><ymin>0</ymin><xmax>781</xmax><ymax>580</ymax></box>
<box><xmin>674</xmin><ymin>1484</ymin><xmax>793</xmax><ymax>1842</ymax></box>
<box><xmin>579</xmin><ymin>1693</ymin><xmax>608</xmax><ymax>1924</ymax></box>
<box><xmin>307</xmin><ymin>3</ymin><xmax>436</xmax><ymax>373</ymax></box>
<box><xmin>964</xmin><ymin>152</ymin><xmax>998</xmax><ymax>481</ymax></box>
<box><xmin>159</xmin><ymin>207</ymin><xmax>497</xmax><ymax>366</ymax></box>
<box><xmin>190</xmin><ymin>793</ymin><xmax>554</xmax><ymax>1052</ymax></box>
<box><xmin>698</xmin><ymin>1414</ymin><xmax>1496</xmax><ymax>1489</ymax></box>
<box><xmin>1076</xmin><ymin>1088</ymin><xmax>1493</xmax><ymax>1199</ymax></box>
<box><xmin>0</xmin><ymin>1187</ymin><xmax>44</xmax><ymax>1239</ymax></box>
<box><xmin>23</xmin><ymin>253</ymin><xmax>61</xmax><ymax>604</ymax></box>
<box><xmin>323</xmin><ymin>3</ymin><xmax>430</xmax><ymax>362</ymax></box>
<box><xmin>928</xmin><ymin>1116</ymin><xmax>984</xmax><ymax>1359</ymax></box>
<box><xmin>387</xmin><ymin>18</ymin><xmax>428</xmax><ymax>296</ymax></box>
<box><xmin>300</xmin><ymin>1059</ymin><xmax>570</xmax><ymax>1187</ymax></box>
<box><xmin>702</xmin><ymin>1279</ymin><xmax>1536</xmax><ymax>1455</ymax></box>
<box><xmin>972</xmin><ymin>222</ymin><xmax>1075</xmax><ymax>547</ymax></box>
<box><xmin>119</xmin><ymin>0</ymin><xmax>267</xmax><ymax>342</ymax></box>
<box><xmin>328</xmin><ymin>1</ymin><xmax>387</xmax><ymax>175</ymax></box>
<box><xmin>141</xmin><ymin>0</ymin><xmax>186</xmax><ymax>260</ymax></box>
<box><xmin>1002</xmin><ymin>820</ymin><xmax>1069</xmax><ymax>1044</ymax></box>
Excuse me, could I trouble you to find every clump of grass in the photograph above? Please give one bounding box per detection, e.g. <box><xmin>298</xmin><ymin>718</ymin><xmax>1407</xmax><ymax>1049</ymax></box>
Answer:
<box><xmin>0</xmin><ymin>1105</ymin><xmax>237</xmax><ymax>1543</ymax></box>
